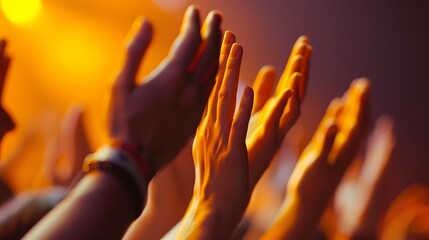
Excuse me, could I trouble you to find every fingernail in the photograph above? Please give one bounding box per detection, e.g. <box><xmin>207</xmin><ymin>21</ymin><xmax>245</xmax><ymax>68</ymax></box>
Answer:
<box><xmin>355</xmin><ymin>78</ymin><xmax>370</xmax><ymax>93</ymax></box>
<box><xmin>243</xmin><ymin>86</ymin><xmax>254</xmax><ymax>100</ymax></box>
<box><xmin>230</xmin><ymin>43</ymin><xmax>242</xmax><ymax>58</ymax></box>
<box><xmin>183</xmin><ymin>5</ymin><xmax>199</xmax><ymax>31</ymax></box>
<box><xmin>186</xmin><ymin>5</ymin><xmax>197</xmax><ymax>17</ymax></box>
<box><xmin>223</xmin><ymin>31</ymin><xmax>236</xmax><ymax>45</ymax></box>
<box><xmin>208</xmin><ymin>11</ymin><xmax>222</xmax><ymax>27</ymax></box>
<box><xmin>297</xmin><ymin>35</ymin><xmax>309</xmax><ymax>43</ymax></box>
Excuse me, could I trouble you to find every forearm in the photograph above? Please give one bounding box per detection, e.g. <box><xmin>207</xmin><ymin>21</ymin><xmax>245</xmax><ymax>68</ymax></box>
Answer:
<box><xmin>24</xmin><ymin>171</ymin><xmax>136</xmax><ymax>240</ymax></box>
<box><xmin>263</xmin><ymin>194</ymin><xmax>326</xmax><ymax>240</ymax></box>
<box><xmin>124</xmin><ymin>204</ymin><xmax>184</xmax><ymax>240</ymax></box>
<box><xmin>177</xmin><ymin>198</ymin><xmax>244</xmax><ymax>239</ymax></box>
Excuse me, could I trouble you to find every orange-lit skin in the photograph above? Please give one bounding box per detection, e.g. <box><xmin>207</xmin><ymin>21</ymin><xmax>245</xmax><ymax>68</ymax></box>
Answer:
<box><xmin>107</xmin><ymin>7</ymin><xmax>222</xmax><ymax>173</ymax></box>
<box><xmin>0</xmin><ymin>105</ymin><xmax>91</xmax><ymax>239</ymax></box>
<box><xmin>24</xmin><ymin>6</ymin><xmax>222</xmax><ymax>239</ymax></box>
<box><xmin>332</xmin><ymin>116</ymin><xmax>395</xmax><ymax>239</ymax></box>
<box><xmin>246</xmin><ymin>36</ymin><xmax>311</xmax><ymax>191</ymax></box>
<box><xmin>262</xmin><ymin>79</ymin><xmax>371</xmax><ymax>240</ymax></box>
<box><xmin>124</xmin><ymin>9</ymin><xmax>225</xmax><ymax>238</ymax></box>
<box><xmin>124</xmin><ymin>35</ymin><xmax>311</xmax><ymax>240</ymax></box>
<box><xmin>124</xmin><ymin>142</ymin><xmax>194</xmax><ymax>239</ymax></box>
<box><xmin>175</xmin><ymin>32</ymin><xmax>310</xmax><ymax>239</ymax></box>
<box><xmin>177</xmin><ymin>33</ymin><xmax>254</xmax><ymax>239</ymax></box>
<box><xmin>45</xmin><ymin>105</ymin><xmax>92</xmax><ymax>186</ymax></box>
<box><xmin>380</xmin><ymin>185</ymin><xmax>429</xmax><ymax>240</ymax></box>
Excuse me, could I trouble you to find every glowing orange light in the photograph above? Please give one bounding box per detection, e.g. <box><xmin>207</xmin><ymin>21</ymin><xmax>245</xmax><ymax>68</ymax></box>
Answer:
<box><xmin>1</xmin><ymin>0</ymin><xmax>41</xmax><ymax>24</ymax></box>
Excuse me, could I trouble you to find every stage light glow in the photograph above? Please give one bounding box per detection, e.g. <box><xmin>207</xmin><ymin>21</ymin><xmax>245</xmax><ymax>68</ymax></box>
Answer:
<box><xmin>1</xmin><ymin>0</ymin><xmax>41</xmax><ymax>24</ymax></box>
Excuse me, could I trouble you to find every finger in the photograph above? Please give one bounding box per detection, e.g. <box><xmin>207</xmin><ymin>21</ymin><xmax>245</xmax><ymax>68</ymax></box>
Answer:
<box><xmin>217</xmin><ymin>43</ymin><xmax>243</xmax><ymax>138</ymax></box>
<box><xmin>320</xmin><ymin>121</ymin><xmax>338</xmax><ymax>163</ymax></box>
<box><xmin>278</xmin><ymin>56</ymin><xmax>303</xmax><ymax>91</ymax></box>
<box><xmin>287</xmin><ymin>37</ymin><xmax>310</xmax><ymax>73</ymax></box>
<box><xmin>275</xmin><ymin>38</ymin><xmax>310</xmax><ymax>95</ymax></box>
<box><xmin>118</xmin><ymin>17</ymin><xmax>153</xmax><ymax>92</ymax></box>
<box><xmin>206</xmin><ymin>31</ymin><xmax>236</xmax><ymax>120</ymax></box>
<box><xmin>308</xmin><ymin>97</ymin><xmax>342</xmax><ymax>148</ymax></box>
<box><xmin>330</xmin><ymin>79</ymin><xmax>371</xmax><ymax>167</ymax></box>
<box><xmin>165</xmin><ymin>5</ymin><xmax>202</xmax><ymax>73</ymax></box>
<box><xmin>338</xmin><ymin>79</ymin><xmax>371</xmax><ymax>139</ymax></box>
<box><xmin>230</xmin><ymin>86</ymin><xmax>254</xmax><ymax>147</ymax></box>
<box><xmin>279</xmin><ymin>73</ymin><xmax>302</xmax><ymax>135</ymax></box>
<box><xmin>325</xmin><ymin>97</ymin><xmax>343</xmax><ymax>120</ymax></box>
<box><xmin>299</xmin><ymin>44</ymin><xmax>312</xmax><ymax>99</ymax></box>
<box><xmin>252</xmin><ymin>66</ymin><xmax>276</xmax><ymax>114</ymax></box>
<box><xmin>189</xmin><ymin>11</ymin><xmax>222</xmax><ymax>101</ymax></box>
<box><xmin>262</xmin><ymin>88</ymin><xmax>294</xmax><ymax>141</ymax></box>
<box><xmin>360</xmin><ymin>116</ymin><xmax>394</xmax><ymax>184</ymax></box>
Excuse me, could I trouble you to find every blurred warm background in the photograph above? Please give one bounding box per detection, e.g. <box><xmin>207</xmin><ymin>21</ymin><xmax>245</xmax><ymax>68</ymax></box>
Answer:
<box><xmin>0</xmin><ymin>0</ymin><xmax>428</xmax><ymax>236</ymax></box>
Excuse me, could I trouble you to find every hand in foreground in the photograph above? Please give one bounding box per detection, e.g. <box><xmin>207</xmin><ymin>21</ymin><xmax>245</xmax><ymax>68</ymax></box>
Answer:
<box><xmin>263</xmin><ymin>79</ymin><xmax>371</xmax><ymax>240</ymax></box>
<box><xmin>247</xmin><ymin>36</ymin><xmax>312</xmax><ymax>189</ymax></box>
<box><xmin>108</xmin><ymin>6</ymin><xmax>222</xmax><ymax>173</ymax></box>
<box><xmin>177</xmin><ymin>32</ymin><xmax>253</xmax><ymax>239</ymax></box>
<box><xmin>24</xmin><ymin>6</ymin><xmax>222</xmax><ymax>240</ymax></box>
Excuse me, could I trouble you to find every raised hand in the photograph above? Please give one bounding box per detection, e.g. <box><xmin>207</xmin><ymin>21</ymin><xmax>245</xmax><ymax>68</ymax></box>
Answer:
<box><xmin>247</xmin><ymin>36</ymin><xmax>312</xmax><ymax>189</ymax></box>
<box><xmin>263</xmin><ymin>79</ymin><xmax>371</xmax><ymax>239</ymax></box>
<box><xmin>177</xmin><ymin>32</ymin><xmax>254</xmax><ymax>239</ymax></box>
<box><xmin>334</xmin><ymin>116</ymin><xmax>395</xmax><ymax>238</ymax></box>
<box><xmin>24</xmin><ymin>6</ymin><xmax>223</xmax><ymax>239</ymax></box>
<box><xmin>108</xmin><ymin>6</ymin><xmax>222</xmax><ymax>173</ymax></box>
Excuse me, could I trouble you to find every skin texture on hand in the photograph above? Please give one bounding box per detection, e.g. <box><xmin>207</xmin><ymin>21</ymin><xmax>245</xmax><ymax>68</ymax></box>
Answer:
<box><xmin>246</xmin><ymin>36</ymin><xmax>312</xmax><ymax>190</ymax></box>
<box><xmin>175</xmin><ymin>34</ymin><xmax>311</xmax><ymax>240</ymax></box>
<box><xmin>24</xmin><ymin>7</ymin><xmax>222</xmax><ymax>239</ymax></box>
<box><xmin>107</xmin><ymin>6</ymin><xmax>222</xmax><ymax>173</ymax></box>
<box><xmin>263</xmin><ymin>79</ymin><xmax>371</xmax><ymax>240</ymax></box>
<box><xmin>177</xmin><ymin>32</ymin><xmax>254</xmax><ymax>240</ymax></box>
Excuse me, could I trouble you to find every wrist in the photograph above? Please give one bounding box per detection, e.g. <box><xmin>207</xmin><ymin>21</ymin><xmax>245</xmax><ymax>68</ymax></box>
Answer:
<box><xmin>83</xmin><ymin>146</ymin><xmax>149</xmax><ymax>219</ymax></box>
<box><xmin>189</xmin><ymin>197</ymin><xmax>246</xmax><ymax>238</ymax></box>
<box><xmin>272</xmin><ymin>193</ymin><xmax>325</xmax><ymax>238</ymax></box>
<box><xmin>107</xmin><ymin>139</ymin><xmax>156</xmax><ymax>182</ymax></box>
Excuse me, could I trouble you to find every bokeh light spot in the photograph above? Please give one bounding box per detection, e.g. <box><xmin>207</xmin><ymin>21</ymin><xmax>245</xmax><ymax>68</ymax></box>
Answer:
<box><xmin>1</xmin><ymin>0</ymin><xmax>41</xmax><ymax>24</ymax></box>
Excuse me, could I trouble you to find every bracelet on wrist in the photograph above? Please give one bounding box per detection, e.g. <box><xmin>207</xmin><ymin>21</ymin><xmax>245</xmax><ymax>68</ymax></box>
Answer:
<box><xmin>83</xmin><ymin>146</ymin><xmax>147</xmax><ymax>219</ymax></box>
<box><xmin>108</xmin><ymin>139</ymin><xmax>156</xmax><ymax>182</ymax></box>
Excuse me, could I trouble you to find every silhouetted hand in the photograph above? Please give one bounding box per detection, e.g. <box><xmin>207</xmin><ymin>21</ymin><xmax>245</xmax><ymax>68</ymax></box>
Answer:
<box><xmin>108</xmin><ymin>6</ymin><xmax>222</xmax><ymax>173</ymax></box>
